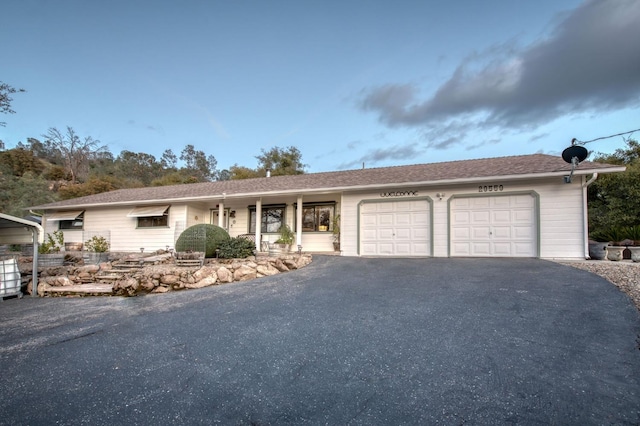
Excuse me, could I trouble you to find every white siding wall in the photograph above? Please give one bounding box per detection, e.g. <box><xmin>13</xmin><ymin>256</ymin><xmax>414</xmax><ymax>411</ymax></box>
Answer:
<box><xmin>341</xmin><ymin>177</ymin><xmax>586</xmax><ymax>259</ymax></box>
<box><xmin>49</xmin><ymin>204</ymin><xmax>189</xmax><ymax>252</ymax></box>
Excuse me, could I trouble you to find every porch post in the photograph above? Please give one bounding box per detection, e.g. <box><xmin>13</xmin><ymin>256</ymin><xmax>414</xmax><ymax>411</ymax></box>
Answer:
<box><xmin>255</xmin><ymin>199</ymin><xmax>262</xmax><ymax>252</ymax></box>
<box><xmin>296</xmin><ymin>195</ymin><xmax>303</xmax><ymax>247</ymax></box>
<box><xmin>218</xmin><ymin>202</ymin><xmax>224</xmax><ymax>228</ymax></box>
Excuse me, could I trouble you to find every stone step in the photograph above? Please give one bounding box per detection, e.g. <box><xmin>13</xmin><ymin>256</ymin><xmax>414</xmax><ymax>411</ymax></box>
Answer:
<box><xmin>44</xmin><ymin>284</ymin><xmax>113</xmax><ymax>295</ymax></box>
<box><xmin>176</xmin><ymin>259</ymin><xmax>203</xmax><ymax>267</ymax></box>
<box><xmin>94</xmin><ymin>275</ymin><xmax>121</xmax><ymax>281</ymax></box>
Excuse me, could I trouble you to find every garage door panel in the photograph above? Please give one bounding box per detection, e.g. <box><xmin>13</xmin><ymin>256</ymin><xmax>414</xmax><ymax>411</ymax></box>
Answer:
<box><xmin>471</xmin><ymin>198</ymin><xmax>491</xmax><ymax>208</ymax></box>
<box><xmin>360</xmin><ymin>200</ymin><xmax>431</xmax><ymax>256</ymax></box>
<box><xmin>413</xmin><ymin>227</ymin><xmax>429</xmax><ymax>239</ymax></box>
<box><xmin>472</xmin><ymin>227</ymin><xmax>491</xmax><ymax>239</ymax></box>
<box><xmin>471</xmin><ymin>242</ymin><xmax>491</xmax><ymax>255</ymax></box>
<box><xmin>453</xmin><ymin>227</ymin><xmax>470</xmax><ymax>239</ymax></box>
<box><xmin>451</xmin><ymin>194</ymin><xmax>536</xmax><ymax>257</ymax></box>
<box><xmin>513</xmin><ymin>209</ymin><xmax>533</xmax><ymax>222</ymax></box>
<box><xmin>395</xmin><ymin>213</ymin><xmax>412</xmax><ymax>225</ymax></box>
<box><xmin>395</xmin><ymin>228</ymin><xmax>412</xmax><ymax>240</ymax></box>
<box><xmin>492</xmin><ymin>197</ymin><xmax>511</xmax><ymax>207</ymax></box>
<box><xmin>492</xmin><ymin>210</ymin><xmax>511</xmax><ymax>224</ymax></box>
<box><xmin>493</xmin><ymin>243</ymin><xmax>512</xmax><ymax>256</ymax></box>
<box><xmin>361</xmin><ymin>214</ymin><xmax>378</xmax><ymax>226</ymax></box>
<box><xmin>514</xmin><ymin>243</ymin><xmax>534</xmax><ymax>255</ymax></box>
<box><xmin>452</xmin><ymin>242</ymin><xmax>471</xmax><ymax>256</ymax></box>
<box><xmin>453</xmin><ymin>211</ymin><xmax>471</xmax><ymax>224</ymax></box>
<box><xmin>513</xmin><ymin>195</ymin><xmax>534</xmax><ymax>207</ymax></box>
<box><xmin>513</xmin><ymin>226</ymin><xmax>533</xmax><ymax>239</ymax></box>
<box><xmin>492</xmin><ymin>226</ymin><xmax>511</xmax><ymax>239</ymax></box>
<box><xmin>378</xmin><ymin>228</ymin><xmax>394</xmax><ymax>239</ymax></box>
<box><xmin>471</xmin><ymin>211</ymin><xmax>490</xmax><ymax>224</ymax></box>
<box><xmin>378</xmin><ymin>214</ymin><xmax>394</xmax><ymax>226</ymax></box>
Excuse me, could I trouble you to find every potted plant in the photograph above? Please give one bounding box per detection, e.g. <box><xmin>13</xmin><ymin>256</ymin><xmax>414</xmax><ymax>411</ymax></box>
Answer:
<box><xmin>38</xmin><ymin>230</ymin><xmax>65</xmax><ymax>267</ymax></box>
<box><xmin>84</xmin><ymin>235</ymin><xmax>110</xmax><ymax>264</ymax></box>
<box><xmin>625</xmin><ymin>225</ymin><xmax>640</xmax><ymax>262</ymax></box>
<box><xmin>588</xmin><ymin>229</ymin><xmax>610</xmax><ymax>260</ymax></box>
<box><xmin>270</xmin><ymin>224</ymin><xmax>294</xmax><ymax>255</ymax></box>
<box><xmin>601</xmin><ymin>227</ymin><xmax>626</xmax><ymax>261</ymax></box>
<box><xmin>332</xmin><ymin>214</ymin><xmax>341</xmax><ymax>252</ymax></box>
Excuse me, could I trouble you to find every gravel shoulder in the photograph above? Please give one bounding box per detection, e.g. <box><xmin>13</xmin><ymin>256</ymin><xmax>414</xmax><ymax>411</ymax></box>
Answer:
<box><xmin>555</xmin><ymin>260</ymin><xmax>640</xmax><ymax>311</ymax></box>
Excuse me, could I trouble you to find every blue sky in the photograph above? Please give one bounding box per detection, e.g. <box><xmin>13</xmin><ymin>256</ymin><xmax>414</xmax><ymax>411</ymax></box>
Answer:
<box><xmin>1</xmin><ymin>0</ymin><xmax>639</xmax><ymax>173</ymax></box>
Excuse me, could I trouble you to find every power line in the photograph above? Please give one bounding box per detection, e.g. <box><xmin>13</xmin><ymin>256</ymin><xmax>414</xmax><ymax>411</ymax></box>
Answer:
<box><xmin>572</xmin><ymin>127</ymin><xmax>640</xmax><ymax>145</ymax></box>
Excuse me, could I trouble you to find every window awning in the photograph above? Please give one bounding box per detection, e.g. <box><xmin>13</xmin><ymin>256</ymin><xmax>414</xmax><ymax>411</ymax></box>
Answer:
<box><xmin>127</xmin><ymin>205</ymin><xmax>170</xmax><ymax>217</ymax></box>
<box><xmin>46</xmin><ymin>210</ymin><xmax>84</xmax><ymax>221</ymax></box>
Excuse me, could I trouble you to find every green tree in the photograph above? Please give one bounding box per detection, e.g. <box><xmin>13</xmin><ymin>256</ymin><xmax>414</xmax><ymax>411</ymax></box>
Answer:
<box><xmin>114</xmin><ymin>150</ymin><xmax>164</xmax><ymax>186</ymax></box>
<box><xmin>179</xmin><ymin>144</ymin><xmax>218</xmax><ymax>181</ymax></box>
<box><xmin>58</xmin><ymin>176</ymin><xmax>120</xmax><ymax>200</ymax></box>
<box><xmin>0</xmin><ymin>81</ymin><xmax>25</xmax><ymax>126</ymax></box>
<box><xmin>0</xmin><ymin>147</ymin><xmax>45</xmax><ymax>177</ymax></box>
<box><xmin>151</xmin><ymin>172</ymin><xmax>199</xmax><ymax>186</ymax></box>
<box><xmin>228</xmin><ymin>164</ymin><xmax>261</xmax><ymax>180</ymax></box>
<box><xmin>161</xmin><ymin>149</ymin><xmax>178</xmax><ymax>170</ymax></box>
<box><xmin>0</xmin><ymin>172</ymin><xmax>56</xmax><ymax>217</ymax></box>
<box><xmin>588</xmin><ymin>138</ymin><xmax>640</xmax><ymax>232</ymax></box>
<box><xmin>43</xmin><ymin>126</ymin><xmax>107</xmax><ymax>183</ymax></box>
<box><xmin>256</xmin><ymin>146</ymin><xmax>306</xmax><ymax>176</ymax></box>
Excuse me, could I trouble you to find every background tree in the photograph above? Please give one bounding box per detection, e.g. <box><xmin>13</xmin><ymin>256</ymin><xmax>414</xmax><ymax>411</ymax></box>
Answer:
<box><xmin>0</xmin><ymin>172</ymin><xmax>55</xmax><ymax>217</ymax></box>
<box><xmin>0</xmin><ymin>147</ymin><xmax>45</xmax><ymax>177</ymax></box>
<box><xmin>114</xmin><ymin>150</ymin><xmax>164</xmax><ymax>186</ymax></box>
<box><xmin>228</xmin><ymin>146</ymin><xmax>307</xmax><ymax>179</ymax></box>
<box><xmin>161</xmin><ymin>149</ymin><xmax>178</xmax><ymax>170</ymax></box>
<box><xmin>0</xmin><ymin>81</ymin><xmax>25</xmax><ymax>126</ymax></box>
<box><xmin>43</xmin><ymin>126</ymin><xmax>107</xmax><ymax>183</ymax></box>
<box><xmin>256</xmin><ymin>146</ymin><xmax>306</xmax><ymax>176</ymax></box>
<box><xmin>179</xmin><ymin>144</ymin><xmax>218</xmax><ymax>181</ymax></box>
<box><xmin>588</xmin><ymin>138</ymin><xmax>640</xmax><ymax>232</ymax></box>
<box><xmin>227</xmin><ymin>164</ymin><xmax>261</xmax><ymax>180</ymax></box>
<box><xmin>57</xmin><ymin>176</ymin><xmax>119</xmax><ymax>200</ymax></box>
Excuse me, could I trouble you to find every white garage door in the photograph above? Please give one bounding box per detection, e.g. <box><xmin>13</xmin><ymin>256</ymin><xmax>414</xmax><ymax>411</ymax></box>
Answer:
<box><xmin>360</xmin><ymin>200</ymin><xmax>431</xmax><ymax>256</ymax></box>
<box><xmin>450</xmin><ymin>194</ymin><xmax>537</xmax><ymax>257</ymax></box>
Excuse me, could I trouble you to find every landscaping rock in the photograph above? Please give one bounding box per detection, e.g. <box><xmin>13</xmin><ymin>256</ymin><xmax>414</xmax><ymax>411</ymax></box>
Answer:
<box><xmin>187</xmin><ymin>275</ymin><xmax>217</xmax><ymax>289</ymax></box>
<box><xmin>216</xmin><ymin>266</ymin><xmax>233</xmax><ymax>283</ymax></box>
<box><xmin>233</xmin><ymin>265</ymin><xmax>257</xmax><ymax>281</ymax></box>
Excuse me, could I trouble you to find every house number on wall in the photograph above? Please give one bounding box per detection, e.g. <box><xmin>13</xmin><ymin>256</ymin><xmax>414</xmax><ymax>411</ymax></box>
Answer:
<box><xmin>478</xmin><ymin>185</ymin><xmax>504</xmax><ymax>193</ymax></box>
<box><xmin>380</xmin><ymin>190</ymin><xmax>419</xmax><ymax>197</ymax></box>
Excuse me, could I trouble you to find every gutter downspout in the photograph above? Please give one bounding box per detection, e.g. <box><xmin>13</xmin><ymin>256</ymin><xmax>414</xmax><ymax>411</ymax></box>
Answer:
<box><xmin>31</xmin><ymin>228</ymin><xmax>39</xmax><ymax>297</ymax></box>
<box><xmin>582</xmin><ymin>173</ymin><xmax>598</xmax><ymax>259</ymax></box>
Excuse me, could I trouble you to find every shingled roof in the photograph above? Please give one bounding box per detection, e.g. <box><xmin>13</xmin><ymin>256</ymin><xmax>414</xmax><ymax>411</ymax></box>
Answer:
<box><xmin>30</xmin><ymin>154</ymin><xmax>623</xmax><ymax>210</ymax></box>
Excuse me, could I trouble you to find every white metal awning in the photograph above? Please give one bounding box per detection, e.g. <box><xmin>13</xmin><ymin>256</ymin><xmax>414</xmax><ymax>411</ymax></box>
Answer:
<box><xmin>127</xmin><ymin>205</ymin><xmax>170</xmax><ymax>217</ymax></box>
<box><xmin>46</xmin><ymin>210</ymin><xmax>84</xmax><ymax>221</ymax></box>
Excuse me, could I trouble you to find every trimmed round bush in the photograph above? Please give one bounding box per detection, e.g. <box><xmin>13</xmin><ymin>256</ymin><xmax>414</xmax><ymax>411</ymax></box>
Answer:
<box><xmin>175</xmin><ymin>224</ymin><xmax>230</xmax><ymax>258</ymax></box>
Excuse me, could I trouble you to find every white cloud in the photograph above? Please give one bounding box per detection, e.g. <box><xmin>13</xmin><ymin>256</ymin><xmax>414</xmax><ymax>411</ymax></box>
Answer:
<box><xmin>359</xmin><ymin>0</ymin><xmax>640</xmax><ymax>149</ymax></box>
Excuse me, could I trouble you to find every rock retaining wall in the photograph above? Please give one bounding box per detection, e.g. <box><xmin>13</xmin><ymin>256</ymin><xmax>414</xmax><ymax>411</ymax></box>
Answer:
<box><xmin>31</xmin><ymin>254</ymin><xmax>312</xmax><ymax>297</ymax></box>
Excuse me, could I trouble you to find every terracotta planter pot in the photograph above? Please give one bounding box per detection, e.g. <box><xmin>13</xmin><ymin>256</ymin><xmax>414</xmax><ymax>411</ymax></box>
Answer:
<box><xmin>605</xmin><ymin>246</ymin><xmax>625</xmax><ymax>261</ymax></box>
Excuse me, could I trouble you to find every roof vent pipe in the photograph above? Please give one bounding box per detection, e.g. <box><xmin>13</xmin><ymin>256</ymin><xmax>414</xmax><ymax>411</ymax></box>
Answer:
<box><xmin>266</xmin><ymin>170</ymin><xmax>271</xmax><ymax>178</ymax></box>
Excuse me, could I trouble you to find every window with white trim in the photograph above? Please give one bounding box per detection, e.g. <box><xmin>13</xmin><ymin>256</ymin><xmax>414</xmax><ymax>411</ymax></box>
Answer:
<box><xmin>249</xmin><ymin>205</ymin><xmax>285</xmax><ymax>233</ymax></box>
<box><xmin>127</xmin><ymin>205</ymin><xmax>170</xmax><ymax>228</ymax></box>
<box><xmin>299</xmin><ymin>203</ymin><xmax>335</xmax><ymax>232</ymax></box>
<box><xmin>59</xmin><ymin>213</ymin><xmax>84</xmax><ymax>230</ymax></box>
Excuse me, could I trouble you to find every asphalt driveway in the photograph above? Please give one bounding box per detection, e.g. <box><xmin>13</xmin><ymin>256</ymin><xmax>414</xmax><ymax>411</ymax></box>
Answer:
<box><xmin>1</xmin><ymin>257</ymin><xmax>639</xmax><ymax>425</ymax></box>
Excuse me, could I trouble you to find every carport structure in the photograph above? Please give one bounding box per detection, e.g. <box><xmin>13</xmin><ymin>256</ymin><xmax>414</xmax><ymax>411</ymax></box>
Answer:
<box><xmin>0</xmin><ymin>213</ymin><xmax>44</xmax><ymax>297</ymax></box>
